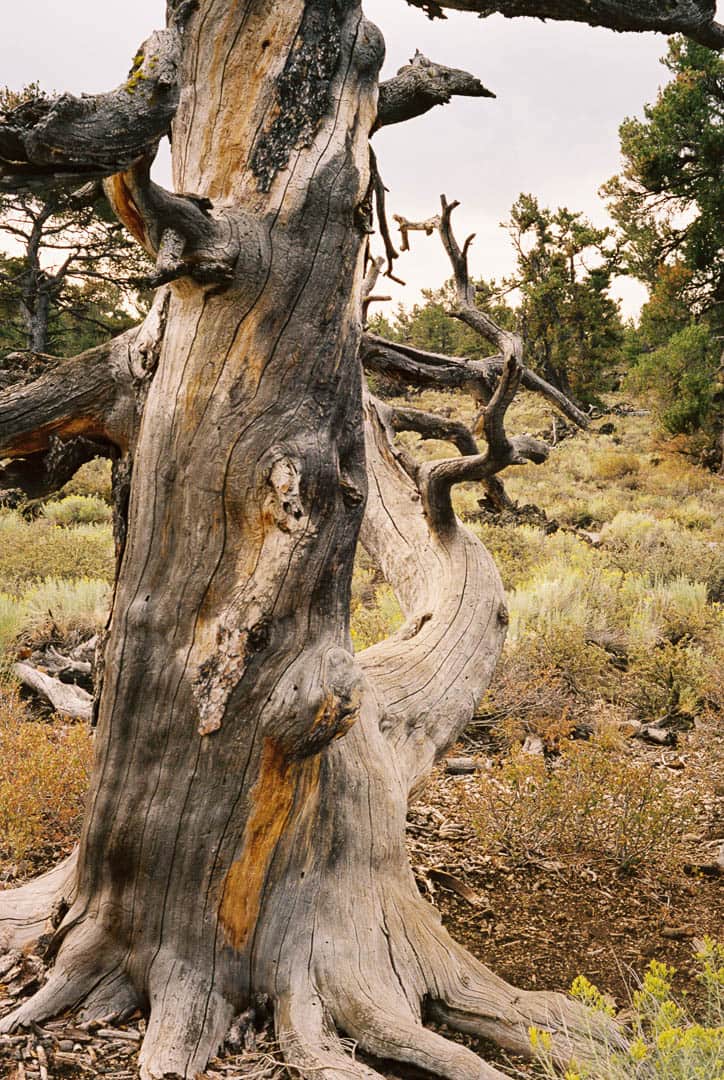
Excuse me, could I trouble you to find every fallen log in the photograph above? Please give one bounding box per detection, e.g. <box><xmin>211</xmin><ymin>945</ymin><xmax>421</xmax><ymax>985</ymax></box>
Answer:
<box><xmin>13</xmin><ymin>663</ymin><xmax>92</xmax><ymax>721</ymax></box>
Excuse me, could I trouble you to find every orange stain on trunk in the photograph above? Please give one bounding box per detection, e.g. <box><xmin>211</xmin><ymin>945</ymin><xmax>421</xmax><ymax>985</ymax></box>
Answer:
<box><xmin>107</xmin><ymin>174</ymin><xmax>148</xmax><ymax>249</ymax></box>
<box><xmin>218</xmin><ymin>738</ymin><xmax>319</xmax><ymax>951</ymax></box>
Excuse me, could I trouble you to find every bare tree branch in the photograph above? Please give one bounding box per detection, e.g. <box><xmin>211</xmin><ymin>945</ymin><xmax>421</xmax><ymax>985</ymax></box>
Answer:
<box><xmin>394</xmin><ymin>212</ymin><xmax>441</xmax><ymax>253</ymax></box>
<box><xmin>442</xmin><ymin>195</ymin><xmax>524</xmax><ymax>358</ymax></box>
<box><xmin>404</xmin><ymin>0</ymin><xmax>724</xmax><ymax>49</ymax></box>
<box><xmin>361</xmin><ymin>333</ymin><xmax>590</xmax><ymax>427</ymax></box>
<box><xmin>0</xmin><ymin>291</ymin><xmax>169</xmax><ymax>493</ymax></box>
<box><xmin>371</xmin><ymin>151</ymin><xmax>403</xmax><ymax>279</ymax></box>
<box><xmin>380</xmin><ymin>399</ymin><xmax>480</xmax><ymax>456</ymax></box>
<box><xmin>421</xmin><ymin>355</ymin><xmax>550</xmax><ymax>531</ymax></box>
<box><xmin>0</xmin><ymin>30</ymin><xmax>181</xmax><ymax>189</ymax></box>
<box><xmin>13</xmin><ymin>663</ymin><xmax>92</xmax><ymax>721</ymax></box>
<box><xmin>376</xmin><ymin>51</ymin><xmax>494</xmax><ymax>130</ymax></box>
<box><xmin>362</xmin><ymin>255</ymin><xmax>392</xmax><ymax>321</ymax></box>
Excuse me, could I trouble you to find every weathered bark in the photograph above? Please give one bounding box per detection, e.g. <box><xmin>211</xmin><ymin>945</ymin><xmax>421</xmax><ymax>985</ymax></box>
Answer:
<box><xmin>0</xmin><ymin>29</ymin><xmax>180</xmax><ymax>188</ymax></box>
<box><xmin>1</xmin><ymin>2</ymin><xmax>700</xmax><ymax>1077</ymax></box>
<box><xmin>0</xmin><ymin>854</ymin><xmax>78</xmax><ymax>953</ymax></box>
<box><xmin>406</xmin><ymin>0</ymin><xmax>724</xmax><ymax>49</ymax></box>
<box><xmin>376</xmin><ymin>51</ymin><xmax>494</xmax><ymax>130</ymax></box>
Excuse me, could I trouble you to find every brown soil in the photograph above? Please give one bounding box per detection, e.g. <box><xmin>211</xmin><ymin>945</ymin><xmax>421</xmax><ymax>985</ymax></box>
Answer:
<box><xmin>411</xmin><ymin>769</ymin><xmax>723</xmax><ymax>1010</ymax></box>
<box><xmin>1</xmin><ymin>731</ymin><xmax>722</xmax><ymax>1079</ymax></box>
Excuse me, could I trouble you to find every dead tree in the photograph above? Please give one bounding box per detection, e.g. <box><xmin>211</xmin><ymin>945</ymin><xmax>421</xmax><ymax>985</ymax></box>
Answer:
<box><xmin>0</xmin><ymin>3</ymin><xmax>721</xmax><ymax>1078</ymax></box>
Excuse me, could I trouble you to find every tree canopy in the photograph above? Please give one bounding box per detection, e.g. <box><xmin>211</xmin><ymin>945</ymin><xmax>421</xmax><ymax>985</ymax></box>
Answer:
<box><xmin>603</xmin><ymin>36</ymin><xmax>724</xmax><ymax>322</ymax></box>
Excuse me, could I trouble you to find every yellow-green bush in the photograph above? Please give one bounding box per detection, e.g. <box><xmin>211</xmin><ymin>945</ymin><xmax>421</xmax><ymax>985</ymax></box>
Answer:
<box><xmin>0</xmin><ymin>593</ymin><xmax>25</xmax><ymax>657</ymax></box>
<box><xmin>589</xmin><ymin>449</ymin><xmax>642</xmax><ymax>482</ymax></box>
<box><xmin>469</xmin><ymin>522</ymin><xmax>548</xmax><ymax>592</ymax></box>
<box><xmin>61</xmin><ymin>456</ymin><xmax>113</xmax><ymax>502</ymax></box>
<box><xmin>0</xmin><ymin>577</ymin><xmax>111</xmax><ymax>662</ymax></box>
<box><xmin>600</xmin><ymin>512</ymin><xmax>724</xmax><ymax>596</ymax></box>
<box><xmin>0</xmin><ymin>511</ymin><xmax>114</xmax><ymax>594</ymax></box>
<box><xmin>624</xmin><ymin>640</ymin><xmax>721</xmax><ymax>724</ymax></box>
<box><xmin>465</xmin><ymin>730</ymin><xmax>693</xmax><ymax>872</ymax></box>
<box><xmin>527</xmin><ymin>943</ymin><xmax>724</xmax><ymax>1079</ymax></box>
<box><xmin>0</xmin><ymin>681</ymin><xmax>93</xmax><ymax>866</ymax></box>
<box><xmin>21</xmin><ymin>576</ymin><xmax>111</xmax><ymax>637</ymax></box>
<box><xmin>41</xmin><ymin>494</ymin><xmax>112</xmax><ymax>527</ymax></box>
<box><xmin>351</xmin><ymin>582</ymin><xmax>403</xmax><ymax>651</ymax></box>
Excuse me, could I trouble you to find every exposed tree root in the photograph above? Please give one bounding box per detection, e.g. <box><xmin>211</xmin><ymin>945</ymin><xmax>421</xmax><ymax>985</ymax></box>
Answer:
<box><xmin>0</xmin><ymin>855</ymin><xmax>619</xmax><ymax>1079</ymax></box>
<box><xmin>77</xmin><ymin>965</ymin><xmax>140</xmax><ymax>1024</ymax></box>
<box><xmin>277</xmin><ymin>991</ymin><xmax>387</xmax><ymax>1080</ymax></box>
<box><xmin>0</xmin><ymin>927</ymin><xmax>115</xmax><ymax>1033</ymax></box>
<box><xmin>0</xmin><ymin>850</ymin><xmax>77</xmax><ymax>952</ymax></box>
<box><xmin>138</xmin><ymin>956</ymin><xmax>234</xmax><ymax>1080</ymax></box>
<box><xmin>330</xmin><ymin>990</ymin><xmax>510</xmax><ymax>1079</ymax></box>
<box><xmin>425</xmin><ymin>933</ymin><xmax>621</xmax><ymax>1067</ymax></box>
<box><xmin>269</xmin><ymin>886</ymin><xmax>618</xmax><ymax>1080</ymax></box>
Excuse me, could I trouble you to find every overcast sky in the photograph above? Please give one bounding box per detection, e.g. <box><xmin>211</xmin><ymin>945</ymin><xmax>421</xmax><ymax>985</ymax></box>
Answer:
<box><xmin>2</xmin><ymin>2</ymin><xmax>720</xmax><ymax>319</ymax></box>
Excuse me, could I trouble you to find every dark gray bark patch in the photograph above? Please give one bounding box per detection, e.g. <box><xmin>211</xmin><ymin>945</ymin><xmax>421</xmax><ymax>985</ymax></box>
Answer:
<box><xmin>251</xmin><ymin>1</ymin><xmax>347</xmax><ymax>192</ymax></box>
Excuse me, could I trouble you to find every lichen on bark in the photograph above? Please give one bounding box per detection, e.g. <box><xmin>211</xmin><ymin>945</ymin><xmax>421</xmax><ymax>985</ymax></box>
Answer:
<box><xmin>251</xmin><ymin>1</ymin><xmax>349</xmax><ymax>191</ymax></box>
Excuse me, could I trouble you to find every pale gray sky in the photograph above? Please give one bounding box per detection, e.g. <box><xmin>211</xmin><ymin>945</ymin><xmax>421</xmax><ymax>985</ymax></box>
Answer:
<box><xmin>2</xmin><ymin>2</ymin><xmax>719</xmax><ymax>318</ymax></box>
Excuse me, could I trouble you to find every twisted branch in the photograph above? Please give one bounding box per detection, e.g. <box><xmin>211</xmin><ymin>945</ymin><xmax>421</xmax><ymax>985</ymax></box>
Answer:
<box><xmin>0</xmin><ymin>30</ymin><xmax>181</xmax><ymax>190</ymax></box>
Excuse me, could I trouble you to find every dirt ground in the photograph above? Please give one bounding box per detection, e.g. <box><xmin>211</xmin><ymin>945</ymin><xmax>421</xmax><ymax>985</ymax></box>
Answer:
<box><xmin>412</xmin><ymin>766</ymin><xmax>723</xmax><ymax>1010</ymax></box>
<box><xmin>2</xmin><ymin>738</ymin><xmax>721</xmax><ymax>1080</ymax></box>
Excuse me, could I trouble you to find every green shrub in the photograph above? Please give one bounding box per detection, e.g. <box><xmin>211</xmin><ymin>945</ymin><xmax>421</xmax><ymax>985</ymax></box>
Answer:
<box><xmin>627</xmin><ymin>322</ymin><xmax>721</xmax><ymax>439</ymax></box>
<box><xmin>590</xmin><ymin>450</ymin><xmax>642</xmax><ymax>482</ymax></box>
<box><xmin>599</xmin><ymin>512</ymin><xmax>724</xmax><ymax>598</ymax></box>
<box><xmin>21</xmin><ymin>576</ymin><xmax>111</xmax><ymax>638</ymax></box>
<box><xmin>41</xmin><ymin>494</ymin><xmax>112</xmax><ymax>527</ymax></box>
<box><xmin>624</xmin><ymin>640</ymin><xmax>720</xmax><ymax>724</ymax></box>
<box><xmin>351</xmin><ymin>582</ymin><xmax>404</xmax><ymax>651</ymax></box>
<box><xmin>465</xmin><ymin>731</ymin><xmax>693</xmax><ymax>872</ymax></box>
<box><xmin>61</xmin><ymin>456</ymin><xmax>113</xmax><ymax>502</ymax></box>
<box><xmin>0</xmin><ymin>592</ymin><xmax>24</xmax><ymax>659</ymax></box>
<box><xmin>0</xmin><ymin>513</ymin><xmax>114</xmax><ymax>594</ymax></box>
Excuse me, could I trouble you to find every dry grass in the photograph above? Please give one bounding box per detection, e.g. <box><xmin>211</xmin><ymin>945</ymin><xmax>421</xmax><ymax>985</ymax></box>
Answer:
<box><xmin>0</xmin><ymin>510</ymin><xmax>114</xmax><ymax>595</ymax></box>
<box><xmin>462</xmin><ymin>727</ymin><xmax>697</xmax><ymax>872</ymax></box>
<box><xmin>0</xmin><ymin>681</ymin><xmax>93</xmax><ymax>870</ymax></box>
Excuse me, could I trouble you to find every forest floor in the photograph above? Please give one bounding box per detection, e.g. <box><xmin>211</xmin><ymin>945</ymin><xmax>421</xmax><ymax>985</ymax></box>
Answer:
<box><xmin>0</xmin><ymin>389</ymin><xmax>722</xmax><ymax>1078</ymax></box>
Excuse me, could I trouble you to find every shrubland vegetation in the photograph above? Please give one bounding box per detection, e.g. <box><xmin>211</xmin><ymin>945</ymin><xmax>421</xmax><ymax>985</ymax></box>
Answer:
<box><xmin>0</xmin><ymin>681</ymin><xmax>92</xmax><ymax>868</ymax></box>
<box><xmin>352</xmin><ymin>389</ymin><xmax>722</xmax><ymax>886</ymax></box>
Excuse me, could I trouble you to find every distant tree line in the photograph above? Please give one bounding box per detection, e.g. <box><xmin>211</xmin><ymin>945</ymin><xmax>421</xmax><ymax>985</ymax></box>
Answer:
<box><xmin>370</xmin><ymin>36</ymin><xmax>723</xmax><ymax>462</ymax></box>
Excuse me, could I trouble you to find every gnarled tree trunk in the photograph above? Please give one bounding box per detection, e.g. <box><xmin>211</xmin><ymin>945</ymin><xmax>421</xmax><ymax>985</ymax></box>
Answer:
<box><xmin>1</xmin><ymin>1</ymin><xmax>721</xmax><ymax>1077</ymax></box>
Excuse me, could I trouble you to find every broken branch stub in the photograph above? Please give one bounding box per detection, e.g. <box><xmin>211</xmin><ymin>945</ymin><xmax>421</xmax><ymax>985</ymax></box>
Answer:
<box><xmin>376</xmin><ymin>51</ymin><xmax>494</xmax><ymax>130</ymax></box>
